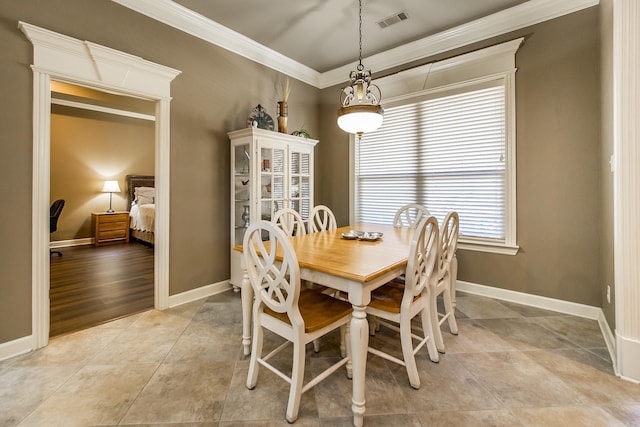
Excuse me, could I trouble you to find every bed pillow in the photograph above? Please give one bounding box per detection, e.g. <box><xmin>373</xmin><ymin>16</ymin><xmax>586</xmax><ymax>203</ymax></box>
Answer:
<box><xmin>135</xmin><ymin>186</ymin><xmax>155</xmax><ymax>205</ymax></box>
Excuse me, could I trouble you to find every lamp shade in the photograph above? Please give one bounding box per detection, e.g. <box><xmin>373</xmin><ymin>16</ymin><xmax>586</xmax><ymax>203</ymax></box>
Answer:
<box><xmin>337</xmin><ymin>104</ymin><xmax>384</xmax><ymax>134</ymax></box>
<box><xmin>102</xmin><ymin>180</ymin><xmax>121</xmax><ymax>193</ymax></box>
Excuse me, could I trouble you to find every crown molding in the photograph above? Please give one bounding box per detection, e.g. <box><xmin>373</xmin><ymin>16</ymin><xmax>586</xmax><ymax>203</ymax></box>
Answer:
<box><xmin>112</xmin><ymin>0</ymin><xmax>598</xmax><ymax>89</ymax></box>
<box><xmin>321</xmin><ymin>0</ymin><xmax>599</xmax><ymax>88</ymax></box>
<box><xmin>111</xmin><ymin>0</ymin><xmax>321</xmax><ymax>87</ymax></box>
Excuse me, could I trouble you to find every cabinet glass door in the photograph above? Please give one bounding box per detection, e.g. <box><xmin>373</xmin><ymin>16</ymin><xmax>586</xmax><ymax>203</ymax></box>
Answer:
<box><xmin>290</xmin><ymin>149</ymin><xmax>311</xmax><ymax>220</ymax></box>
<box><xmin>233</xmin><ymin>143</ymin><xmax>251</xmax><ymax>246</ymax></box>
<box><xmin>259</xmin><ymin>145</ymin><xmax>286</xmax><ymax>221</ymax></box>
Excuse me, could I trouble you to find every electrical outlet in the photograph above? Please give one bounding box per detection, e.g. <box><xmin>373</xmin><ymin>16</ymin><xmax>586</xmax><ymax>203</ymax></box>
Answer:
<box><xmin>607</xmin><ymin>285</ymin><xmax>611</xmax><ymax>303</ymax></box>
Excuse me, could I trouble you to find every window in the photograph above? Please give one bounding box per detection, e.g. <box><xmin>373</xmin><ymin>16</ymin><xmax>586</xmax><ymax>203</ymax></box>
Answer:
<box><xmin>351</xmin><ymin>39</ymin><xmax>521</xmax><ymax>254</ymax></box>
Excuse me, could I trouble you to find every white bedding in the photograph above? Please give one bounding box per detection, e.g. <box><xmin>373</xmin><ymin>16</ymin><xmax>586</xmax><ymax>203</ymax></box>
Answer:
<box><xmin>130</xmin><ymin>203</ymin><xmax>155</xmax><ymax>232</ymax></box>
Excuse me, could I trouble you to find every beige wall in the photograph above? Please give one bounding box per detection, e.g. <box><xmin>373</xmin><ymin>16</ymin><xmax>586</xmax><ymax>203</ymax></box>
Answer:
<box><xmin>51</xmin><ymin>105</ymin><xmax>155</xmax><ymax>240</ymax></box>
<box><xmin>318</xmin><ymin>8</ymin><xmax>604</xmax><ymax>307</ymax></box>
<box><xmin>0</xmin><ymin>0</ymin><xmax>319</xmax><ymax>343</ymax></box>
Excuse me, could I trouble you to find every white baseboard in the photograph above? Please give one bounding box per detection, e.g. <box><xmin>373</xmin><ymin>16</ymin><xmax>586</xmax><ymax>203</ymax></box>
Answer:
<box><xmin>616</xmin><ymin>332</ymin><xmax>640</xmax><ymax>383</ymax></box>
<box><xmin>50</xmin><ymin>238</ymin><xmax>93</xmax><ymax>248</ymax></box>
<box><xmin>0</xmin><ymin>335</ymin><xmax>33</xmax><ymax>362</ymax></box>
<box><xmin>598</xmin><ymin>310</ymin><xmax>618</xmax><ymax>373</ymax></box>
<box><xmin>168</xmin><ymin>280</ymin><xmax>232</xmax><ymax>308</ymax></box>
<box><xmin>457</xmin><ymin>280</ymin><xmax>602</xmax><ymax>319</ymax></box>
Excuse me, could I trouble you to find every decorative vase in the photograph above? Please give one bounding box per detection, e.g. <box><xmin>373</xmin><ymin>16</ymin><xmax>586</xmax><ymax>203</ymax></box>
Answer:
<box><xmin>242</xmin><ymin>205</ymin><xmax>250</xmax><ymax>227</ymax></box>
<box><xmin>277</xmin><ymin>101</ymin><xmax>288</xmax><ymax>134</ymax></box>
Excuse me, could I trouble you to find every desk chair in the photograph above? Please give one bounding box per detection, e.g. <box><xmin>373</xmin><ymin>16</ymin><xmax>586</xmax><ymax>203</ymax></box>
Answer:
<box><xmin>244</xmin><ymin>220</ymin><xmax>352</xmax><ymax>423</ymax></box>
<box><xmin>50</xmin><ymin>199</ymin><xmax>65</xmax><ymax>256</ymax></box>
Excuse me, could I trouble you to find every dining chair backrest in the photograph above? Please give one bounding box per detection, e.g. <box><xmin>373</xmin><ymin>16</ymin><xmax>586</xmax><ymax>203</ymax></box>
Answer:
<box><xmin>439</xmin><ymin>211</ymin><xmax>459</xmax><ymax>274</ymax></box>
<box><xmin>243</xmin><ymin>220</ymin><xmax>302</xmax><ymax>320</ymax></box>
<box><xmin>308</xmin><ymin>205</ymin><xmax>337</xmax><ymax>233</ymax></box>
<box><xmin>272</xmin><ymin>208</ymin><xmax>307</xmax><ymax>236</ymax></box>
<box><xmin>403</xmin><ymin>216</ymin><xmax>440</xmax><ymax>307</ymax></box>
<box><xmin>393</xmin><ymin>203</ymin><xmax>431</xmax><ymax>228</ymax></box>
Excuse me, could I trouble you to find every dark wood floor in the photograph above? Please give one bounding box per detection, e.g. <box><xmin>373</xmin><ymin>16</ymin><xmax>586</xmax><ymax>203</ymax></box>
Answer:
<box><xmin>49</xmin><ymin>242</ymin><xmax>154</xmax><ymax>337</ymax></box>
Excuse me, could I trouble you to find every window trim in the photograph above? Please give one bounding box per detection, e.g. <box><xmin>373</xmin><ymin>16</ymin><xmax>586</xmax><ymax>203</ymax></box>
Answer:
<box><xmin>350</xmin><ymin>38</ymin><xmax>523</xmax><ymax>255</ymax></box>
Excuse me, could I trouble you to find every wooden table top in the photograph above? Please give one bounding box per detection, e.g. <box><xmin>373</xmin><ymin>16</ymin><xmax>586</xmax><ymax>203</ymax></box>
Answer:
<box><xmin>236</xmin><ymin>223</ymin><xmax>414</xmax><ymax>283</ymax></box>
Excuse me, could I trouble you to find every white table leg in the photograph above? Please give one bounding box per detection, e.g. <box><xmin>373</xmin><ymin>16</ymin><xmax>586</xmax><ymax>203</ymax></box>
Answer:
<box><xmin>241</xmin><ymin>269</ymin><xmax>253</xmax><ymax>356</ymax></box>
<box><xmin>350</xmin><ymin>304</ymin><xmax>368</xmax><ymax>427</ymax></box>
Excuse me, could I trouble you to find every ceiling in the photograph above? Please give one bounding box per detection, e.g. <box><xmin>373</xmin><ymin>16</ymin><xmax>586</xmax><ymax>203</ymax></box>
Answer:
<box><xmin>112</xmin><ymin>0</ymin><xmax>597</xmax><ymax>87</ymax></box>
<box><xmin>172</xmin><ymin>0</ymin><xmax>529</xmax><ymax>73</ymax></box>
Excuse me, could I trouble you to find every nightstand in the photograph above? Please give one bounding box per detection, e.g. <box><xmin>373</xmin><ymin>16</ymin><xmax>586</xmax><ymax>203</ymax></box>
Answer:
<box><xmin>92</xmin><ymin>212</ymin><xmax>130</xmax><ymax>246</ymax></box>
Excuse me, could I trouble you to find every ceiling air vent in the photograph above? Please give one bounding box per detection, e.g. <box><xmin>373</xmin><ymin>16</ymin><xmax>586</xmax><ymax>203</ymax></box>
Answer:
<box><xmin>377</xmin><ymin>11</ymin><xmax>408</xmax><ymax>29</ymax></box>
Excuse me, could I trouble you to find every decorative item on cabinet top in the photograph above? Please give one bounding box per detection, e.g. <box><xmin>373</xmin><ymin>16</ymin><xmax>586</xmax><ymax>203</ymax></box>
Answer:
<box><xmin>247</xmin><ymin>104</ymin><xmax>275</xmax><ymax>131</ymax></box>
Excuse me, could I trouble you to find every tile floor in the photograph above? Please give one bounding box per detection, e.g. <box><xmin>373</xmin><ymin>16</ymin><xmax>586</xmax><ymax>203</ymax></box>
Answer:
<box><xmin>1</xmin><ymin>290</ymin><xmax>639</xmax><ymax>426</ymax></box>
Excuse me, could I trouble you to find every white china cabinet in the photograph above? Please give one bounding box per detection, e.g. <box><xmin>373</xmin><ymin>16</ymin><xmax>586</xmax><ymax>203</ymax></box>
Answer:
<box><xmin>228</xmin><ymin>127</ymin><xmax>318</xmax><ymax>289</ymax></box>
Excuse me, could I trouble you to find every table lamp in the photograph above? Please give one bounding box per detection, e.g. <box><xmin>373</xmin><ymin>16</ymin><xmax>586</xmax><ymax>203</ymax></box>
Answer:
<box><xmin>101</xmin><ymin>180</ymin><xmax>120</xmax><ymax>213</ymax></box>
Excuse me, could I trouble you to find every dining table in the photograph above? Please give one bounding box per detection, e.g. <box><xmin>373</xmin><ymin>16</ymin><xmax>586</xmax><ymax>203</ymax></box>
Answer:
<box><xmin>236</xmin><ymin>223</ymin><xmax>415</xmax><ymax>427</ymax></box>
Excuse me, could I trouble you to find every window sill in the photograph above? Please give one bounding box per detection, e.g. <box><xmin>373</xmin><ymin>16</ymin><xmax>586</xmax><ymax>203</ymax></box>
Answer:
<box><xmin>458</xmin><ymin>240</ymin><xmax>519</xmax><ymax>255</ymax></box>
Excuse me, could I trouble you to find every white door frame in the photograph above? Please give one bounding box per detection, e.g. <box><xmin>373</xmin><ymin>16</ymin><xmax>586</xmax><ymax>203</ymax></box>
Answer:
<box><xmin>19</xmin><ymin>22</ymin><xmax>181</xmax><ymax>349</ymax></box>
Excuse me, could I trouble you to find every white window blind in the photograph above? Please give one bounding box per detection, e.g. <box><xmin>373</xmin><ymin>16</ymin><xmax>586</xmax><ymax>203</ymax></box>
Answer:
<box><xmin>355</xmin><ymin>84</ymin><xmax>507</xmax><ymax>242</ymax></box>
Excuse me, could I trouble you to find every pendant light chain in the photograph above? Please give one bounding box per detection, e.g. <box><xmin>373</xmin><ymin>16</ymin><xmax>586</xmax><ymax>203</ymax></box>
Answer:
<box><xmin>336</xmin><ymin>0</ymin><xmax>384</xmax><ymax>137</ymax></box>
<box><xmin>358</xmin><ymin>0</ymin><xmax>364</xmax><ymax>71</ymax></box>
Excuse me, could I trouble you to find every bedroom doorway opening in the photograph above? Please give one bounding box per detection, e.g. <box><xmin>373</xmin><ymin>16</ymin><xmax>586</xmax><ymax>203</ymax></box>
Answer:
<box><xmin>21</xmin><ymin>21</ymin><xmax>180</xmax><ymax>349</ymax></box>
<box><xmin>49</xmin><ymin>81</ymin><xmax>156</xmax><ymax>337</ymax></box>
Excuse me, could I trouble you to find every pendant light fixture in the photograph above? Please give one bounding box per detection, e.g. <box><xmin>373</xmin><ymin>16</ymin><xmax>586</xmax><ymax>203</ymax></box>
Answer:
<box><xmin>337</xmin><ymin>0</ymin><xmax>384</xmax><ymax>139</ymax></box>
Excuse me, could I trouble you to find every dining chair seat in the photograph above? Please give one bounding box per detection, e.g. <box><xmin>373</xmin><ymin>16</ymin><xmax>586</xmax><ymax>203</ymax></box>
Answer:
<box><xmin>368</xmin><ymin>279</ymin><xmax>420</xmax><ymax>314</ymax></box>
<box><xmin>265</xmin><ymin>289</ymin><xmax>353</xmax><ymax>333</ymax></box>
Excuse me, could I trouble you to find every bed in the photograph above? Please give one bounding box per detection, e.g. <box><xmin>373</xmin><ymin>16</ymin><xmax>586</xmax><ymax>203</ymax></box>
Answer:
<box><xmin>126</xmin><ymin>174</ymin><xmax>155</xmax><ymax>245</ymax></box>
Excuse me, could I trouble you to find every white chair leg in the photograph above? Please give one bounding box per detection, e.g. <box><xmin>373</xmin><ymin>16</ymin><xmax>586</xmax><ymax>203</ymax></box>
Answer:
<box><xmin>246</xmin><ymin>321</ymin><xmax>263</xmax><ymax>389</ymax></box>
<box><xmin>421</xmin><ymin>307</ymin><xmax>439</xmax><ymax>363</ymax></box>
<box><xmin>286</xmin><ymin>338</ymin><xmax>306</xmax><ymax>423</ymax></box>
<box><xmin>400</xmin><ymin>315</ymin><xmax>420</xmax><ymax>389</ymax></box>
<box><xmin>342</xmin><ymin>323</ymin><xmax>353</xmax><ymax>379</ymax></box>
<box><xmin>443</xmin><ymin>283</ymin><xmax>458</xmax><ymax>335</ymax></box>
<box><xmin>450</xmin><ymin>255</ymin><xmax>458</xmax><ymax>309</ymax></box>
<box><xmin>313</xmin><ymin>339</ymin><xmax>320</xmax><ymax>353</ymax></box>
<box><xmin>430</xmin><ymin>291</ymin><xmax>445</xmax><ymax>354</ymax></box>
<box><xmin>368</xmin><ymin>315</ymin><xmax>377</xmax><ymax>336</ymax></box>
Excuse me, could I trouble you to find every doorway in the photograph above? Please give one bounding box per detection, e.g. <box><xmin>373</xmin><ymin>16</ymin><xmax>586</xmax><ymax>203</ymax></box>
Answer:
<box><xmin>20</xmin><ymin>21</ymin><xmax>180</xmax><ymax>349</ymax></box>
<box><xmin>49</xmin><ymin>82</ymin><xmax>156</xmax><ymax>336</ymax></box>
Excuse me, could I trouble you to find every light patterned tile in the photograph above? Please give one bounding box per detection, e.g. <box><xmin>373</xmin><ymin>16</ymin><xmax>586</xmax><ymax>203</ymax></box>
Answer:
<box><xmin>455</xmin><ymin>295</ymin><xmax>523</xmax><ymax>320</ymax></box>
<box><xmin>454</xmin><ymin>351</ymin><xmax>591</xmax><ymax>408</ymax></box>
<box><xmin>528</xmin><ymin>349</ymin><xmax>640</xmax><ymax>404</ymax></box>
<box><xmin>417</xmin><ymin>409</ymin><xmax>523</xmax><ymax>427</ymax></box>
<box><xmin>0</xmin><ymin>365</ymin><xmax>80</xmax><ymax>426</ymax></box>
<box><xmin>17</xmin><ymin>364</ymin><xmax>157</xmax><ymax>427</ymax></box>
<box><xmin>121</xmin><ymin>362</ymin><xmax>234</xmax><ymax>424</ymax></box>
<box><xmin>11</xmin><ymin>327</ymin><xmax>122</xmax><ymax>367</ymax></box>
<box><xmin>512</xmin><ymin>406</ymin><xmax>626</xmax><ymax>427</ymax></box>
<box><xmin>473</xmin><ymin>318</ymin><xmax>578</xmax><ymax>351</ymax></box>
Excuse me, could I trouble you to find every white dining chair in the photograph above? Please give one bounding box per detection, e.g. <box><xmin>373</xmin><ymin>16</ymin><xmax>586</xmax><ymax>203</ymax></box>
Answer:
<box><xmin>364</xmin><ymin>216</ymin><xmax>440</xmax><ymax>389</ymax></box>
<box><xmin>308</xmin><ymin>205</ymin><xmax>337</xmax><ymax>233</ymax></box>
<box><xmin>243</xmin><ymin>220</ymin><xmax>352</xmax><ymax>423</ymax></box>
<box><xmin>430</xmin><ymin>211</ymin><xmax>459</xmax><ymax>356</ymax></box>
<box><xmin>393</xmin><ymin>203</ymin><xmax>431</xmax><ymax>228</ymax></box>
<box><xmin>272</xmin><ymin>208</ymin><xmax>307</xmax><ymax>236</ymax></box>
<box><xmin>368</xmin><ymin>203</ymin><xmax>432</xmax><ymax>337</ymax></box>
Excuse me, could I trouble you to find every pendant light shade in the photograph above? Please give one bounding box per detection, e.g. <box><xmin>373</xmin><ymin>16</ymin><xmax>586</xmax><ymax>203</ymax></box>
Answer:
<box><xmin>337</xmin><ymin>104</ymin><xmax>384</xmax><ymax>134</ymax></box>
<box><xmin>337</xmin><ymin>0</ymin><xmax>384</xmax><ymax>138</ymax></box>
